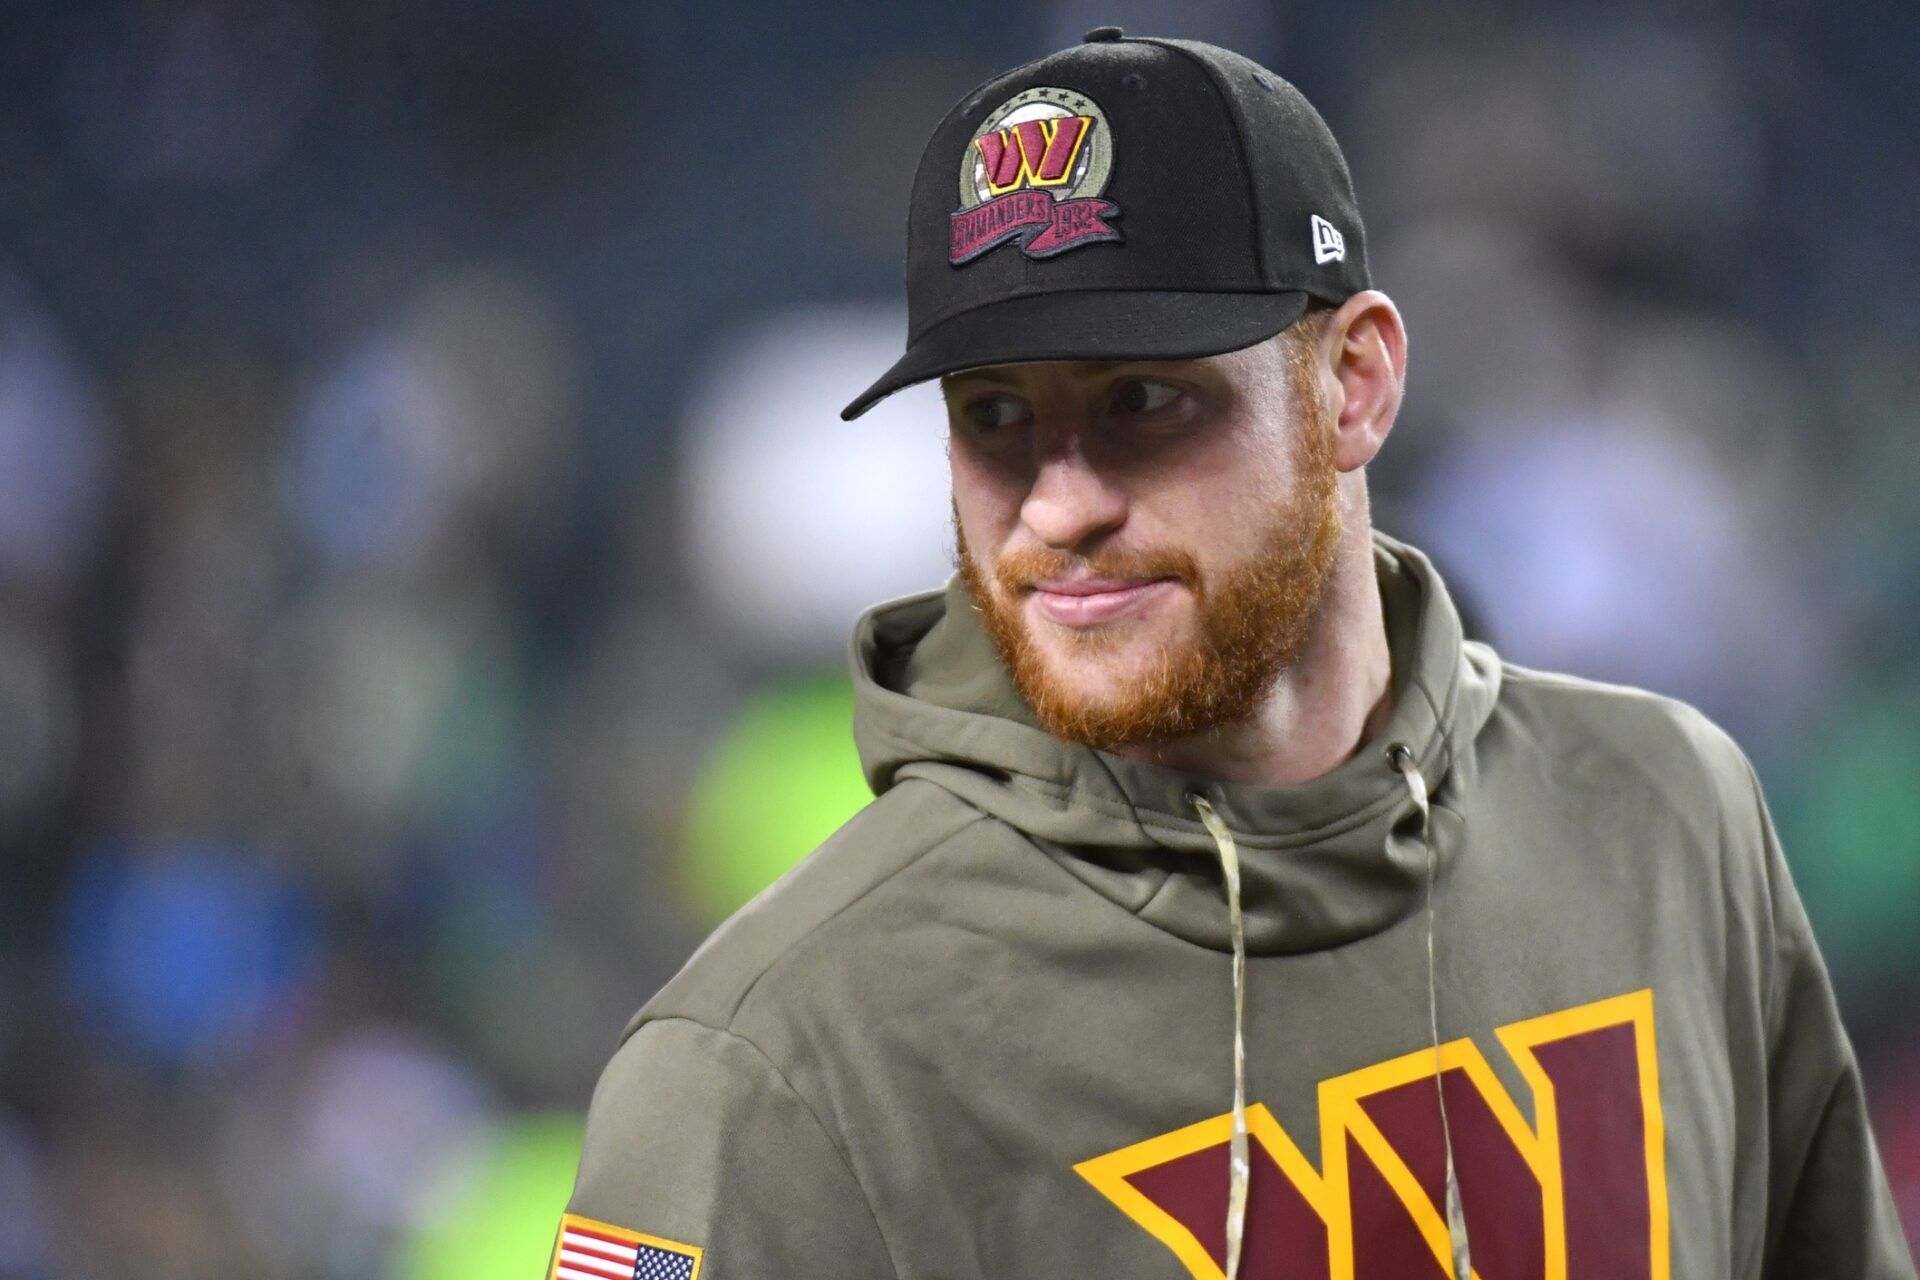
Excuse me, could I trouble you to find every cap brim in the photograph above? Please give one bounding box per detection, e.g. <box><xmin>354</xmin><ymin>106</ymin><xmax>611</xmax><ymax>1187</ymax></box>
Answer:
<box><xmin>840</xmin><ymin>288</ymin><xmax>1312</xmax><ymax>420</ymax></box>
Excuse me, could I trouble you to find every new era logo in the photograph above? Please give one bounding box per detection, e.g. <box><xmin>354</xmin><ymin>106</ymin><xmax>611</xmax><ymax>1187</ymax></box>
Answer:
<box><xmin>1310</xmin><ymin>214</ymin><xmax>1345</xmax><ymax>264</ymax></box>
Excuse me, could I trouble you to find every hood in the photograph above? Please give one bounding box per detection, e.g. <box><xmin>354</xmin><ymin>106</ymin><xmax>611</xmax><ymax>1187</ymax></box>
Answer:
<box><xmin>850</xmin><ymin>529</ymin><xmax>1503</xmax><ymax>957</ymax></box>
<box><xmin>851</xmin><ymin>527</ymin><xmax>1495</xmax><ymax>1277</ymax></box>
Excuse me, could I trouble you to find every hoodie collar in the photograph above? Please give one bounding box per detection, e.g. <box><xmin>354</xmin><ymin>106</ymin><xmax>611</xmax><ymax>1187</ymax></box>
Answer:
<box><xmin>850</xmin><ymin>530</ymin><xmax>1502</xmax><ymax>954</ymax></box>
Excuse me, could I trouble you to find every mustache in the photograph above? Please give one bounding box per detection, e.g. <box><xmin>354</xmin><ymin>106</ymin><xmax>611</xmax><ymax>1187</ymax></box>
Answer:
<box><xmin>993</xmin><ymin>544</ymin><xmax>1201</xmax><ymax>591</ymax></box>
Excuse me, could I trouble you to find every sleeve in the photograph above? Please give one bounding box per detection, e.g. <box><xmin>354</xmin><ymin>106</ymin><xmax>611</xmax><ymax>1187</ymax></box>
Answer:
<box><xmin>1749</xmin><ymin>768</ymin><xmax>1917</xmax><ymax>1279</ymax></box>
<box><xmin>560</xmin><ymin>1015</ymin><xmax>898</xmax><ymax>1280</ymax></box>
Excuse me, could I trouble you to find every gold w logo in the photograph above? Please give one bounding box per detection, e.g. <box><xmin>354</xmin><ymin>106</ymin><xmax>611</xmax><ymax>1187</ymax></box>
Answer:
<box><xmin>1075</xmin><ymin>989</ymin><xmax>1669</xmax><ymax>1280</ymax></box>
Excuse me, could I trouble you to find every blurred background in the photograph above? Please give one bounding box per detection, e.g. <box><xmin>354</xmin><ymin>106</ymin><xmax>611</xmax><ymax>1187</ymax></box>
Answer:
<box><xmin>0</xmin><ymin>0</ymin><xmax>1916</xmax><ymax>1275</ymax></box>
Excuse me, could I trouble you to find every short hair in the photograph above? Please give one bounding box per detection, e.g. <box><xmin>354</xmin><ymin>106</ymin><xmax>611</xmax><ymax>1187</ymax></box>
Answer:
<box><xmin>1279</xmin><ymin>300</ymin><xmax>1337</xmax><ymax>414</ymax></box>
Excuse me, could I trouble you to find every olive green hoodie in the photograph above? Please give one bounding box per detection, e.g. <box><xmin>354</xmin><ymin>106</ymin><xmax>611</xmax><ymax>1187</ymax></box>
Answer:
<box><xmin>559</xmin><ymin>531</ymin><xmax>1914</xmax><ymax>1280</ymax></box>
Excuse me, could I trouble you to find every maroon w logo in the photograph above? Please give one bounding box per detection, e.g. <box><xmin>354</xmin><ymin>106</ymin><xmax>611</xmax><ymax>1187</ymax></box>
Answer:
<box><xmin>1076</xmin><ymin>989</ymin><xmax>1670</xmax><ymax>1279</ymax></box>
<box><xmin>976</xmin><ymin>116</ymin><xmax>1092</xmax><ymax>194</ymax></box>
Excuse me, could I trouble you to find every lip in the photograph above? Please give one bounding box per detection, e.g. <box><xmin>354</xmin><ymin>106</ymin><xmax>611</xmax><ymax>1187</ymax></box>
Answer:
<box><xmin>1029</xmin><ymin>577</ymin><xmax>1175</xmax><ymax>626</ymax></box>
<box><xmin>1031</xmin><ymin>576</ymin><xmax>1158</xmax><ymax>596</ymax></box>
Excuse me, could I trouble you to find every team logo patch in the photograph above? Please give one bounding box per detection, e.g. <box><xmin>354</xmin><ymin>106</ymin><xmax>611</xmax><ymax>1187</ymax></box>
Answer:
<box><xmin>949</xmin><ymin>86</ymin><xmax>1122</xmax><ymax>265</ymax></box>
<box><xmin>549</xmin><ymin>1214</ymin><xmax>702</xmax><ymax>1280</ymax></box>
<box><xmin>1076</xmin><ymin>988</ymin><xmax>1670</xmax><ymax>1279</ymax></box>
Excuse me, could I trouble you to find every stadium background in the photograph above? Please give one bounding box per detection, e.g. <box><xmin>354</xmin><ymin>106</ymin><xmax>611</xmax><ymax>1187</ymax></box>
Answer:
<box><xmin>1</xmin><ymin>0</ymin><xmax>1916</xmax><ymax>1274</ymax></box>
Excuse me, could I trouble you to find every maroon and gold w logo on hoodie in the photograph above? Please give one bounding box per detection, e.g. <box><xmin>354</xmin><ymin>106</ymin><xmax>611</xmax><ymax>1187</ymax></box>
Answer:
<box><xmin>1076</xmin><ymin>989</ymin><xmax>1669</xmax><ymax>1280</ymax></box>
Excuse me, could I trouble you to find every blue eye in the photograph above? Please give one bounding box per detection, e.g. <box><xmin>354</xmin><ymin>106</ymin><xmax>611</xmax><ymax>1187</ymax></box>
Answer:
<box><xmin>1112</xmin><ymin>378</ymin><xmax>1181</xmax><ymax>414</ymax></box>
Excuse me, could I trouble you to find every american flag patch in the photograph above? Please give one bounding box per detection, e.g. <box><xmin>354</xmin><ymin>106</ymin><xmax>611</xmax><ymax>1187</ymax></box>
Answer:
<box><xmin>548</xmin><ymin>1214</ymin><xmax>703</xmax><ymax>1280</ymax></box>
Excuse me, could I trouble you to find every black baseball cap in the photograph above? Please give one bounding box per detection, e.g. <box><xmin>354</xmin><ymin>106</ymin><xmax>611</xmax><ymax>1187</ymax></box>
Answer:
<box><xmin>841</xmin><ymin>30</ymin><xmax>1371</xmax><ymax>420</ymax></box>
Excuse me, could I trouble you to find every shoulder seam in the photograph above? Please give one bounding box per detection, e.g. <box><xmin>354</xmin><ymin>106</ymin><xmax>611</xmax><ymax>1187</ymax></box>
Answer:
<box><xmin>1732</xmin><ymin>748</ymin><xmax>1787</xmax><ymax>1044</ymax></box>
<box><xmin>624</xmin><ymin>785</ymin><xmax>992</xmax><ymax>1042</ymax></box>
<box><xmin>637</xmin><ymin>1014</ymin><xmax>904</xmax><ymax>1280</ymax></box>
<box><xmin>1499</xmin><ymin>662</ymin><xmax>1658</xmax><ymax>693</ymax></box>
<box><xmin>728</xmin><ymin>795</ymin><xmax>994</xmax><ymax>1024</ymax></box>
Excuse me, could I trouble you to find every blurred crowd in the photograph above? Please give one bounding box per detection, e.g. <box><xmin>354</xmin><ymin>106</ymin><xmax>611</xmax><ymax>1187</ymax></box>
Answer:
<box><xmin>1</xmin><ymin>1</ymin><xmax>1916</xmax><ymax>1275</ymax></box>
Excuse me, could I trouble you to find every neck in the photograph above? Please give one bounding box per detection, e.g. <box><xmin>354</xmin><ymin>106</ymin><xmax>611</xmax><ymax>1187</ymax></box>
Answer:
<box><xmin>1111</xmin><ymin>508</ymin><xmax>1394</xmax><ymax>789</ymax></box>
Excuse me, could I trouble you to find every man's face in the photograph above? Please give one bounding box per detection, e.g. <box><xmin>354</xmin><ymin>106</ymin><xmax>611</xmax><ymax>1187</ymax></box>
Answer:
<box><xmin>944</xmin><ymin>332</ymin><xmax>1343</xmax><ymax>750</ymax></box>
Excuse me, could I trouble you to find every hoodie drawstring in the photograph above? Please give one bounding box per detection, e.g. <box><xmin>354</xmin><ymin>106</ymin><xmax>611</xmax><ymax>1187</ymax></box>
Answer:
<box><xmin>1185</xmin><ymin>791</ymin><xmax>1249</xmax><ymax>1280</ymax></box>
<box><xmin>1390</xmin><ymin>742</ymin><xmax>1473</xmax><ymax>1280</ymax></box>
<box><xmin>1188</xmin><ymin>752</ymin><xmax>1472</xmax><ymax>1280</ymax></box>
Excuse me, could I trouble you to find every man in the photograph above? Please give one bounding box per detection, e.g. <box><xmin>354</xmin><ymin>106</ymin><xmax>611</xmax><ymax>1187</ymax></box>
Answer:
<box><xmin>555</xmin><ymin>31</ymin><xmax>1915</xmax><ymax>1280</ymax></box>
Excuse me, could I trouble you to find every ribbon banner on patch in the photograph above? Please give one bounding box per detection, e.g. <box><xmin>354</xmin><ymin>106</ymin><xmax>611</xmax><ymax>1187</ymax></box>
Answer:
<box><xmin>949</xmin><ymin>190</ymin><xmax>1122</xmax><ymax>264</ymax></box>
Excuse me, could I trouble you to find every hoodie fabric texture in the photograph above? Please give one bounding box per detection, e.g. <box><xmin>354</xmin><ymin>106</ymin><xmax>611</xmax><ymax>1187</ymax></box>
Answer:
<box><xmin>562</xmin><ymin>531</ymin><xmax>1914</xmax><ymax>1280</ymax></box>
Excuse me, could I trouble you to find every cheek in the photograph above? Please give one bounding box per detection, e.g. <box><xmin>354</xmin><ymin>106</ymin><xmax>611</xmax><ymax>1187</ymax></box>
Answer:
<box><xmin>1140</xmin><ymin>477</ymin><xmax>1271</xmax><ymax>573</ymax></box>
<box><xmin>949</xmin><ymin>453</ymin><xmax>1024</xmax><ymax>549</ymax></box>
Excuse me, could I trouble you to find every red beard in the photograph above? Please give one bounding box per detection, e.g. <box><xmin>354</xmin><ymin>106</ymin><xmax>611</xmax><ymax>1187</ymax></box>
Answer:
<box><xmin>957</xmin><ymin>398</ymin><xmax>1343</xmax><ymax>751</ymax></box>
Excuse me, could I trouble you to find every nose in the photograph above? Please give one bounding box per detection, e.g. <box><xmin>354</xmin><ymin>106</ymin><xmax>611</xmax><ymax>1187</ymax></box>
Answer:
<box><xmin>1019</xmin><ymin>427</ymin><xmax>1128</xmax><ymax>550</ymax></box>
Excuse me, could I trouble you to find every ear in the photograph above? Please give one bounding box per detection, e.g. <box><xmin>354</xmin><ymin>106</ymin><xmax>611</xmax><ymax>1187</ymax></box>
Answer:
<box><xmin>1318</xmin><ymin>290</ymin><xmax>1407</xmax><ymax>473</ymax></box>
